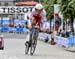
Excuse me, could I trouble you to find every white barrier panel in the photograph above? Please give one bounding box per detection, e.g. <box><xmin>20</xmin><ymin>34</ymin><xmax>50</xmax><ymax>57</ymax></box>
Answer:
<box><xmin>2</xmin><ymin>17</ymin><xmax>10</xmax><ymax>25</ymax></box>
<box><xmin>38</xmin><ymin>33</ymin><xmax>51</xmax><ymax>41</ymax></box>
<box><xmin>55</xmin><ymin>36</ymin><xmax>68</xmax><ymax>47</ymax></box>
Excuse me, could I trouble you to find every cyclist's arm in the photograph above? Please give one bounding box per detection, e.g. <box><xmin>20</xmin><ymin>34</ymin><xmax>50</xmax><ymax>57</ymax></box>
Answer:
<box><xmin>27</xmin><ymin>12</ymin><xmax>36</xmax><ymax>29</ymax></box>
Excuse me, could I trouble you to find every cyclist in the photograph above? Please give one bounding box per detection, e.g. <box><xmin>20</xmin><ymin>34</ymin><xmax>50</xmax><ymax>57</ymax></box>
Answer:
<box><xmin>25</xmin><ymin>3</ymin><xmax>47</xmax><ymax>47</ymax></box>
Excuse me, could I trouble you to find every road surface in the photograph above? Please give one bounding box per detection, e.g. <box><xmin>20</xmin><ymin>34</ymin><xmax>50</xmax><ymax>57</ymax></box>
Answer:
<box><xmin>0</xmin><ymin>33</ymin><xmax>75</xmax><ymax>59</ymax></box>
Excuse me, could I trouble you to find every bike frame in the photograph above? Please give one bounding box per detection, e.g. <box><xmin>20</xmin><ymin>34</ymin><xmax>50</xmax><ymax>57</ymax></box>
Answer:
<box><xmin>25</xmin><ymin>27</ymin><xmax>38</xmax><ymax>55</ymax></box>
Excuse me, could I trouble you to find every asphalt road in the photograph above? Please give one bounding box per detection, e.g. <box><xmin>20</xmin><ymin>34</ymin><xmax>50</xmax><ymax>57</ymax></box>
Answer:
<box><xmin>0</xmin><ymin>32</ymin><xmax>75</xmax><ymax>59</ymax></box>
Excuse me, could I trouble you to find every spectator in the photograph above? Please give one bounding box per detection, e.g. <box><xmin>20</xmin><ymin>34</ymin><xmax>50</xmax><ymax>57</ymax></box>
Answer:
<box><xmin>55</xmin><ymin>14</ymin><xmax>61</xmax><ymax>32</ymax></box>
<box><xmin>9</xmin><ymin>17</ymin><xmax>14</xmax><ymax>27</ymax></box>
<box><xmin>26</xmin><ymin>16</ymin><xmax>31</xmax><ymax>29</ymax></box>
<box><xmin>50</xmin><ymin>31</ymin><xmax>56</xmax><ymax>45</ymax></box>
<box><xmin>61</xmin><ymin>29</ymin><xmax>66</xmax><ymax>37</ymax></box>
<box><xmin>41</xmin><ymin>21</ymin><xmax>50</xmax><ymax>33</ymax></box>
<box><xmin>66</xmin><ymin>29</ymin><xmax>71</xmax><ymax>37</ymax></box>
<box><xmin>14</xmin><ymin>17</ymin><xmax>19</xmax><ymax>28</ymax></box>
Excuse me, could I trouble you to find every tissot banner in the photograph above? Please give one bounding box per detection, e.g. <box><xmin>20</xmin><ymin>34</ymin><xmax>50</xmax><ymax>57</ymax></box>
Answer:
<box><xmin>0</xmin><ymin>6</ymin><xmax>34</xmax><ymax>14</ymax></box>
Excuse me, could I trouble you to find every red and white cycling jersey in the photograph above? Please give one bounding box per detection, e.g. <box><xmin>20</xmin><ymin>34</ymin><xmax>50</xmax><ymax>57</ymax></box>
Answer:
<box><xmin>30</xmin><ymin>9</ymin><xmax>47</xmax><ymax>26</ymax></box>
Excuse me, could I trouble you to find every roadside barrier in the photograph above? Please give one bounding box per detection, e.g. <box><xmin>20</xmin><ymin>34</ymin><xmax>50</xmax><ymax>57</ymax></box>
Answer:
<box><xmin>0</xmin><ymin>26</ymin><xmax>29</xmax><ymax>33</ymax></box>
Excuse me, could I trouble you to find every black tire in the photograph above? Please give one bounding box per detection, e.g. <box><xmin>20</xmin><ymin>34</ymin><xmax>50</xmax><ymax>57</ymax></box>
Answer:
<box><xmin>30</xmin><ymin>29</ymin><xmax>38</xmax><ymax>55</ymax></box>
<box><xmin>30</xmin><ymin>43</ymin><xmax>36</xmax><ymax>55</ymax></box>
<box><xmin>25</xmin><ymin>42</ymin><xmax>29</xmax><ymax>55</ymax></box>
<box><xmin>30</xmin><ymin>33</ymin><xmax>36</xmax><ymax>55</ymax></box>
<box><xmin>0</xmin><ymin>47</ymin><xmax>4</xmax><ymax>50</ymax></box>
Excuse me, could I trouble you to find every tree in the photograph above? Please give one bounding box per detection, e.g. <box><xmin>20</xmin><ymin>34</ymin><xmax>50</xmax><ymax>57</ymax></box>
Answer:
<box><xmin>42</xmin><ymin>0</ymin><xmax>59</xmax><ymax>32</ymax></box>
<box><xmin>42</xmin><ymin>0</ymin><xmax>61</xmax><ymax>20</ymax></box>
<box><xmin>42</xmin><ymin>0</ymin><xmax>57</xmax><ymax>20</ymax></box>
<box><xmin>60</xmin><ymin>0</ymin><xmax>75</xmax><ymax>31</ymax></box>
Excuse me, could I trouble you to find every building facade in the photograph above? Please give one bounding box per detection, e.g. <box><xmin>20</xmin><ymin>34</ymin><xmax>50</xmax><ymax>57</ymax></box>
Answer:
<box><xmin>16</xmin><ymin>0</ymin><xmax>42</xmax><ymax>2</ymax></box>
<box><xmin>0</xmin><ymin>0</ymin><xmax>40</xmax><ymax>26</ymax></box>
<box><xmin>0</xmin><ymin>0</ymin><xmax>15</xmax><ymax>6</ymax></box>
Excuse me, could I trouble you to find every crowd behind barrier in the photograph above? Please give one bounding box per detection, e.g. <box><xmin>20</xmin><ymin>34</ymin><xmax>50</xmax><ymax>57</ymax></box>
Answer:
<box><xmin>0</xmin><ymin>17</ymin><xmax>75</xmax><ymax>49</ymax></box>
<box><xmin>0</xmin><ymin>26</ymin><xmax>74</xmax><ymax>48</ymax></box>
<box><xmin>0</xmin><ymin>26</ymin><xmax>75</xmax><ymax>47</ymax></box>
<box><xmin>0</xmin><ymin>17</ymin><xmax>30</xmax><ymax>33</ymax></box>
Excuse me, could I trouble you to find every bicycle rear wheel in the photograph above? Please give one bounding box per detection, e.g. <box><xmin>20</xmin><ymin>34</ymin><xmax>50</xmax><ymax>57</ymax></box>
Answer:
<box><xmin>25</xmin><ymin>42</ymin><xmax>29</xmax><ymax>54</ymax></box>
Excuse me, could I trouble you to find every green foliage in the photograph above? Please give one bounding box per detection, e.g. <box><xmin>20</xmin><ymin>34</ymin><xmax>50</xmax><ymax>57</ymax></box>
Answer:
<box><xmin>42</xmin><ymin>0</ymin><xmax>54</xmax><ymax>20</ymax></box>
<box><xmin>42</xmin><ymin>0</ymin><xmax>61</xmax><ymax>20</ymax></box>
<box><xmin>42</xmin><ymin>0</ymin><xmax>75</xmax><ymax>19</ymax></box>
<box><xmin>60</xmin><ymin>0</ymin><xmax>75</xmax><ymax>19</ymax></box>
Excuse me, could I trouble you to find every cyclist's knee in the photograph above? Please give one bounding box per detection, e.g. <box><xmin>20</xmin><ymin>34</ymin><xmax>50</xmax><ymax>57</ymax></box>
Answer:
<box><xmin>27</xmin><ymin>25</ymin><xmax>32</xmax><ymax>29</ymax></box>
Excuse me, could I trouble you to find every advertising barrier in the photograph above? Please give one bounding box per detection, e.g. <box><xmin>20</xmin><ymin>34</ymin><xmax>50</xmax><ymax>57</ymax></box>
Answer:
<box><xmin>68</xmin><ymin>36</ymin><xmax>75</xmax><ymax>46</ymax></box>
<box><xmin>38</xmin><ymin>33</ymin><xmax>75</xmax><ymax>47</ymax></box>
<box><xmin>55</xmin><ymin>36</ymin><xmax>68</xmax><ymax>47</ymax></box>
<box><xmin>0</xmin><ymin>26</ymin><xmax>75</xmax><ymax>48</ymax></box>
<box><xmin>0</xmin><ymin>18</ymin><xmax>1</xmax><ymax>24</ymax></box>
<box><xmin>2</xmin><ymin>17</ymin><xmax>10</xmax><ymax>25</ymax></box>
<box><xmin>14</xmin><ymin>19</ymin><xmax>27</xmax><ymax>26</ymax></box>
<box><xmin>55</xmin><ymin>36</ymin><xmax>75</xmax><ymax>47</ymax></box>
<box><xmin>0</xmin><ymin>6</ymin><xmax>34</xmax><ymax>14</ymax></box>
<box><xmin>0</xmin><ymin>26</ymin><xmax>29</xmax><ymax>33</ymax></box>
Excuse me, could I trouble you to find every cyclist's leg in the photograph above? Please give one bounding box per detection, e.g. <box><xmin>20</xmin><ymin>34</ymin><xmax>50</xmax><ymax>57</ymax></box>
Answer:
<box><xmin>34</xmin><ymin>26</ymin><xmax>40</xmax><ymax>44</ymax></box>
<box><xmin>25</xmin><ymin>33</ymin><xmax>33</xmax><ymax>49</ymax></box>
<box><xmin>26</xmin><ymin>17</ymin><xmax>36</xmax><ymax>47</ymax></box>
<box><xmin>28</xmin><ymin>31</ymin><xmax>33</xmax><ymax>47</ymax></box>
<box><xmin>25</xmin><ymin>32</ymin><xmax>30</xmax><ymax>46</ymax></box>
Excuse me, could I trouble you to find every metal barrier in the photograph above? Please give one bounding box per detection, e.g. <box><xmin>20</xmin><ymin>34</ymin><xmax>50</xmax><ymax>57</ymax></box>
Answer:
<box><xmin>0</xmin><ymin>26</ymin><xmax>29</xmax><ymax>33</ymax></box>
<box><xmin>55</xmin><ymin>36</ymin><xmax>75</xmax><ymax>47</ymax></box>
<box><xmin>68</xmin><ymin>36</ymin><xmax>75</xmax><ymax>46</ymax></box>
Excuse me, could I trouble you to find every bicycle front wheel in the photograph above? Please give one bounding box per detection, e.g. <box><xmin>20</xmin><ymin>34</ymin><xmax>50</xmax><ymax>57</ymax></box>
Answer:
<box><xmin>30</xmin><ymin>42</ymin><xmax>36</xmax><ymax>55</ymax></box>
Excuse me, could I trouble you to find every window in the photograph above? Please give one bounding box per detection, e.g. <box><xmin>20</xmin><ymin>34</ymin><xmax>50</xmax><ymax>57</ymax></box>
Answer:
<box><xmin>0</xmin><ymin>3</ymin><xmax>1</xmax><ymax>6</ymax></box>
<box><xmin>4</xmin><ymin>2</ymin><xmax>8</xmax><ymax>6</ymax></box>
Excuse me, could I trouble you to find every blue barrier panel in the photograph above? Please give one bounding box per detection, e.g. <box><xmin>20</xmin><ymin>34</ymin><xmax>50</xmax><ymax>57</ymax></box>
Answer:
<box><xmin>1</xmin><ymin>26</ymin><xmax>9</xmax><ymax>31</ymax></box>
<box><xmin>2</xmin><ymin>20</ymin><xmax>10</xmax><ymax>24</ymax></box>
<box><xmin>20</xmin><ymin>20</ymin><xmax>27</xmax><ymax>25</ymax></box>
<box><xmin>0</xmin><ymin>20</ymin><xmax>1</xmax><ymax>24</ymax></box>
<box><xmin>68</xmin><ymin>36</ymin><xmax>75</xmax><ymax>46</ymax></box>
<box><xmin>0</xmin><ymin>18</ymin><xmax>3</xmax><ymax>24</ymax></box>
<box><xmin>23</xmin><ymin>28</ymin><xmax>29</xmax><ymax>33</ymax></box>
<box><xmin>8</xmin><ymin>27</ymin><xmax>16</xmax><ymax>32</ymax></box>
<box><xmin>0</xmin><ymin>27</ymin><xmax>2</xmax><ymax>30</ymax></box>
<box><xmin>16</xmin><ymin>28</ymin><xmax>23</xmax><ymax>33</ymax></box>
<box><xmin>14</xmin><ymin>19</ymin><xmax>20</xmax><ymax>26</ymax></box>
<box><xmin>0</xmin><ymin>26</ymin><xmax>30</xmax><ymax>33</ymax></box>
